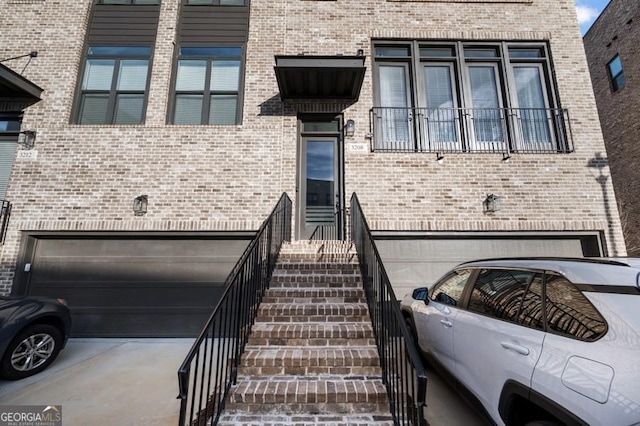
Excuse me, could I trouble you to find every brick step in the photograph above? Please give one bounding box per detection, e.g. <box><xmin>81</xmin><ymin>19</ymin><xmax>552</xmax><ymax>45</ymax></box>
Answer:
<box><xmin>262</xmin><ymin>287</ymin><xmax>366</xmax><ymax>304</ymax></box>
<box><xmin>225</xmin><ymin>376</ymin><xmax>389</xmax><ymax>414</ymax></box>
<box><xmin>217</xmin><ymin>413</ymin><xmax>395</xmax><ymax>425</ymax></box>
<box><xmin>238</xmin><ymin>347</ymin><xmax>382</xmax><ymax>376</ymax></box>
<box><xmin>270</xmin><ymin>273</ymin><xmax>362</xmax><ymax>287</ymax></box>
<box><xmin>248</xmin><ymin>323</ymin><xmax>376</xmax><ymax>346</ymax></box>
<box><xmin>273</xmin><ymin>261</ymin><xmax>360</xmax><ymax>273</ymax></box>
<box><xmin>256</xmin><ymin>303</ymin><xmax>370</xmax><ymax>323</ymax></box>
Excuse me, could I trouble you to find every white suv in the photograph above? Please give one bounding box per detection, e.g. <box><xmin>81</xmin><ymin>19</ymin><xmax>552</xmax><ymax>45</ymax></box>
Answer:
<box><xmin>400</xmin><ymin>257</ymin><xmax>640</xmax><ymax>426</ymax></box>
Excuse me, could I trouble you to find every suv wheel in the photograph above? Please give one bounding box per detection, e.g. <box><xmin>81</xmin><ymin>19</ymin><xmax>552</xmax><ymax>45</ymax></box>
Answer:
<box><xmin>1</xmin><ymin>324</ymin><xmax>63</xmax><ymax>380</ymax></box>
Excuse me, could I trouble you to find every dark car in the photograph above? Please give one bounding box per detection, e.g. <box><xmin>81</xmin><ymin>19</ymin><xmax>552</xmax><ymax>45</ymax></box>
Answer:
<box><xmin>0</xmin><ymin>295</ymin><xmax>71</xmax><ymax>380</ymax></box>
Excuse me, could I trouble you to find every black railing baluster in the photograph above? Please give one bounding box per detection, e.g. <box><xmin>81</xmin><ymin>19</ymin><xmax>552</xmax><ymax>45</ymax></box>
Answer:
<box><xmin>177</xmin><ymin>193</ymin><xmax>292</xmax><ymax>426</ymax></box>
<box><xmin>350</xmin><ymin>193</ymin><xmax>428</xmax><ymax>425</ymax></box>
<box><xmin>371</xmin><ymin>107</ymin><xmax>574</xmax><ymax>155</ymax></box>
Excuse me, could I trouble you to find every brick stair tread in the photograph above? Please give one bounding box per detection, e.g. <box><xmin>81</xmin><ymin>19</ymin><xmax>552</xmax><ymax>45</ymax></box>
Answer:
<box><xmin>227</xmin><ymin>376</ymin><xmax>388</xmax><ymax>405</ymax></box>
<box><xmin>240</xmin><ymin>347</ymin><xmax>381</xmax><ymax>367</ymax></box>
<box><xmin>250</xmin><ymin>323</ymin><xmax>374</xmax><ymax>338</ymax></box>
<box><xmin>217</xmin><ymin>413</ymin><xmax>395</xmax><ymax>425</ymax></box>
<box><xmin>262</xmin><ymin>288</ymin><xmax>366</xmax><ymax>303</ymax></box>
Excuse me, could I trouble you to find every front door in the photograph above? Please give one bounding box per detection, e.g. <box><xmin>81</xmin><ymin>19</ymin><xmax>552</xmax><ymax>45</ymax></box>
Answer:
<box><xmin>297</xmin><ymin>131</ymin><xmax>342</xmax><ymax>240</ymax></box>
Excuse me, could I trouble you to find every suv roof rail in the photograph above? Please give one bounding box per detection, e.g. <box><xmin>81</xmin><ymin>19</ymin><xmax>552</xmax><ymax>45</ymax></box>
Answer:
<box><xmin>457</xmin><ymin>257</ymin><xmax>633</xmax><ymax>267</ymax></box>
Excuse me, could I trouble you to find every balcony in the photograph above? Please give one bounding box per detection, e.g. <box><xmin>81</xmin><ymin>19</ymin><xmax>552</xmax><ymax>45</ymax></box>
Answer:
<box><xmin>370</xmin><ymin>107</ymin><xmax>574</xmax><ymax>155</ymax></box>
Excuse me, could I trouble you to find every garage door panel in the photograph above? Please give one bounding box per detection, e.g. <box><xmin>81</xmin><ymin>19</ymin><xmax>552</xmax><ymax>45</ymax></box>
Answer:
<box><xmin>26</xmin><ymin>236</ymin><xmax>250</xmax><ymax>337</ymax></box>
<box><xmin>376</xmin><ymin>237</ymin><xmax>586</xmax><ymax>299</ymax></box>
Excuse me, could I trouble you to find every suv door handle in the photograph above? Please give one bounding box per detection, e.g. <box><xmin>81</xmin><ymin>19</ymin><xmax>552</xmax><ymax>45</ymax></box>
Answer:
<box><xmin>440</xmin><ymin>320</ymin><xmax>453</xmax><ymax>328</ymax></box>
<box><xmin>501</xmin><ymin>341</ymin><xmax>530</xmax><ymax>356</ymax></box>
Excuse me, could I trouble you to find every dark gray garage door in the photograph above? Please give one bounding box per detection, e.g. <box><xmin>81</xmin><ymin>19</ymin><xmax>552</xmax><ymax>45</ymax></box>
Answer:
<box><xmin>18</xmin><ymin>234</ymin><xmax>251</xmax><ymax>337</ymax></box>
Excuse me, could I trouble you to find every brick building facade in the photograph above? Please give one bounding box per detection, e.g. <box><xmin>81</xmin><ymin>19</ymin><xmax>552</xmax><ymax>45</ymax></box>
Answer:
<box><xmin>0</xmin><ymin>0</ymin><xmax>625</xmax><ymax>336</ymax></box>
<box><xmin>583</xmin><ymin>0</ymin><xmax>640</xmax><ymax>256</ymax></box>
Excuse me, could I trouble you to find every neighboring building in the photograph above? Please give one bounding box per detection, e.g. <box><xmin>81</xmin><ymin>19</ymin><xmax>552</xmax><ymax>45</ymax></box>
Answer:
<box><xmin>0</xmin><ymin>0</ymin><xmax>625</xmax><ymax>337</ymax></box>
<box><xmin>584</xmin><ymin>0</ymin><xmax>640</xmax><ymax>256</ymax></box>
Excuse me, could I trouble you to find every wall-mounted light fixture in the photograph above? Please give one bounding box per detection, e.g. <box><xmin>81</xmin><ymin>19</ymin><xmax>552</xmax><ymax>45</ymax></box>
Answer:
<box><xmin>345</xmin><ymin>119</ymin><xmax>355</xmax><ymax>137</ymax></box>
<box><xmin>436</xmin><ymin>153</ymin><xmax>445</xmax><ymax>164</ymax></box>
<box><xmin>502</xmin><ymin>153</ymin><xmax>511</xmax><ymax>163</ymax></box>
<box><xmin>18</xmin><ymin>130</ymin><xmax>36</xmax><ymax>150</ymax></box>
<box><xmin>483</xmin><ymin>194</ymin><xmax>502</xmax><ymax>214</ymax></box>
<box><xmin>133</xmin><ymin>195</ymin><xmax>148</xmax><ymax>216</ymax></box>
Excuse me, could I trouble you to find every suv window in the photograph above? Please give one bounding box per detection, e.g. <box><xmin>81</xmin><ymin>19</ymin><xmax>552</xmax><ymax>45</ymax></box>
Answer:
<box><xmin>544</xmin><ymin>273</ymin><xmax>607</xmax><ymax>341</ymax></box>
<box><xmin>468</xmin><ymin>269</ymin><xmax>542</xmax><ymax>326</ymax></box>
<box><xmin>428</xmin><ymin>269</ymin><xmax>472</xmax><ymax>307</ymax></box>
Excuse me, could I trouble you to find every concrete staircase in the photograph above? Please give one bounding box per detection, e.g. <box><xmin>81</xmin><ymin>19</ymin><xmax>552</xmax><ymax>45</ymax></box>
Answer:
<box><xmin>218</xmin><ymin>241</ymin><xmax>393</xmax><ymax>425</ymax></box>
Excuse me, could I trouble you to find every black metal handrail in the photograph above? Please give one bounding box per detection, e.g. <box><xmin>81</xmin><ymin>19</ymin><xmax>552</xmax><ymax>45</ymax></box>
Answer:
<box><xmin>350</xmin><ymin>193</ymin><xmax>428</xmax><ymax>425</ymax></box>
<box><xmin>370</xmin><ymin>106</ymin><xmax>574</xmax><ymax>154</ymax></box>
<box><xmin>1</xmin><ymin>200</ymin><xmax>11</xmax><ymax>244</ymax></box>
<box><xmin>177</xmin><ymin>193</ymin><xmax>292</xmax><ymax>426</ymax></box>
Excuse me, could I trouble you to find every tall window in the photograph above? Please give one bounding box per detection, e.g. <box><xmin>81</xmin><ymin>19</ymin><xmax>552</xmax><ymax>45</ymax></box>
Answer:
<box><xmin>171</xmin><ymin>47</ymin><xmax>243</xmax><ymax>125</ymax></box>
<box><xmin>76</xmin><ymin>46</ymin><xmax>152</xmax><ymax>125</ymax></box>
<box><xmin>607</xmin><ymin>55</ymin><xmax>625</xmax><ymax>92</ymax></box>
<box><xmin>186</xmin><ymin>0</ymin><xmax>245</xmax><ymax>4</ymax></box>
<box><xmin>98</xmin><ymin>0</ymin><xmax>160</xmax><ymax>4</ymax></box>
<box><xmin>373</xmin><ymin>41</ymin><xmax>564</xmax><ymax>154</ymax></box>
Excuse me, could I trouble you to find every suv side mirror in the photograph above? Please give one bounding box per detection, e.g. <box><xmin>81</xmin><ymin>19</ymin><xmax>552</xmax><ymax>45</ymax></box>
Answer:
<box><xmin>412</xmin><ymin>287</ymin><xmax>429</xmax><ymax>305</ymax></box>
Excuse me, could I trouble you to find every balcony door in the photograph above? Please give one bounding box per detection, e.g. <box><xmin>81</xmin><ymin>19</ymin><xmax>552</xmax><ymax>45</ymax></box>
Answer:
<box><xmin>465</xmin><ymin>64</ymin><xmax>506</xmax><ymax>152</ymax></box>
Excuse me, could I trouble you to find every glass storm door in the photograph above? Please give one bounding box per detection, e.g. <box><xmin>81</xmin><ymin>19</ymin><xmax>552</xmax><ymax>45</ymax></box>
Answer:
<box><xmin>298</xmin><ymin>137</ymin><xmax>340</xmax><ymax>240</ymax></box>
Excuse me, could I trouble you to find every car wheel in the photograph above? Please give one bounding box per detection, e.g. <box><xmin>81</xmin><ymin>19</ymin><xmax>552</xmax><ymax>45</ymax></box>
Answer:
<box><xmin>0</xmin><ymin>324</ymin><xmax>63</xmax><ymax>380</ymax></box>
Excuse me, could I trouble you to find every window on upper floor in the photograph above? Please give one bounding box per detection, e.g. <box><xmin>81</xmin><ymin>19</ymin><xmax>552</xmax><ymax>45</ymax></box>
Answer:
<box><xmin>98</xmin><ymin>0</ymin><xmax>160</xmax><ymax>4</ymax></box>
<box><xmin>371</xmin><ymin>40</ymin><xmax>572</xmax><ymax>155</ymax></box>
<box><xmin>170</xmin><ymin>46</ymin><xmax>243</xmax><ymax>125</ymax></box>
<box><xmin>186</xmin><ymin>0</ymin><xmax>246</xmax><ymax>5</ymax></box>
<box><xmin>607</xmin><ymin>54</ymin><xmax>625</xmax><ymax>92</ymax></box>
<box><xmin>75</xmin><ymin>46</ymin><xmax>152</xmax><ymax>125</ymax></box>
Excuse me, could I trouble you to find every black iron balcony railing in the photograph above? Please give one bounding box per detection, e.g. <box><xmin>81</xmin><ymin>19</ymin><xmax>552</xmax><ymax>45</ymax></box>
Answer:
<box><xmin>370</xmin><ymin>107</ymin><xmax>574</xmax><ymax>154</ymax></box>
<box><xmin>309</xmin><ymin>207</ymin><xmax>346</xmax><ymax>241</ymax></box>
<box><xmin>177</xmin><ymin>193</ymin><xmax>291</xmax><ymax>426</ymax></box>
<box><xmin>1</xmin><ymin>200</ymin><xmax>11</xmax><ymax>244</ymax></box>
<box><xmin>350</xmin><ymin>193</ymin><xmax>428</xmax><ymax>425</ymax></box>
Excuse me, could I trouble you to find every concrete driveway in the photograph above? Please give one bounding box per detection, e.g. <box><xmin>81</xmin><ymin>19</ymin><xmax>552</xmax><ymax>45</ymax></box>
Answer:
<box><xmin>0</xmin><ymin>338</ymin><xmax>485</xmax><ymax>426</ymax></box>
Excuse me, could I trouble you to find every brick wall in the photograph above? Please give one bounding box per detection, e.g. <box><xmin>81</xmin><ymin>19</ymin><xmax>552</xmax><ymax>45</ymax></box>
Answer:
<box><xmin>0</xmin><ymin>0</ymin><xmax>626</xmax><ymax>293</ymax></box>
<box><xmin>584</xmin><ymin>0</ymin><xmax>640</xmax><ymax>256</ymax></box>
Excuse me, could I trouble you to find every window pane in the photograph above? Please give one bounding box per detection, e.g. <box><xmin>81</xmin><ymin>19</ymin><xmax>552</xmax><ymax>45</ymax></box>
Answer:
<box><xmin>517</xmin><ymin>277</ymin><xmax>544</xmax><ymax>330</ymax></box>
<box><xmin>88</xmin><ymin>46</ymin><xmax>151</xmax><ymax>56</ymax></box>
<box><xmin>465</xmin><ymin>48</ymin><xmax>498</xmax><ymax>58</ymax></box>
<box><xmin>82</xmin><ymin>60</ymin><xmax>114</xmax><ymax>90</ymax></box>
<box><xmin>210</xmin><ymin>95</ymin><xmax>238</xmax><ymax>125</ymax></box>
<box><xmin>180</xmin><ymin>47</ymin><xmax>242</xmax><ymax>56</ymax></box>
<box><xmin>608</xmin><ymin>56</ymin><xmax>623</xmax><ymax>76</ymax></box>
<box><xmin>188</xmin><ymin>0</ymin><xmax>213</xmax><ymax>4</ymax></box>
<box><xmin>424</xmin><ymin>65</ymin><xmax>457</xmax><ymax>144</ymax></box>
<box><xmin>469</xmin><ymin>66</ymin><xmax>503</xmax><ymax>143</ymax></box>
<box><xmin>134</xmin><ymin>0</ymin><xmax>161</xmax><ymax>4</ymax></box>
<box><xmin>468</xmin><ymin>269</ymin><xmax>537</xmax><ymax>323</ymax></box>
<box><xmin>117</xmin><ymin>60</ymin><xmax>149</xmax><ymax>91</ymax></box>
<box><xmin>114</xmin><ymin>94</ymin><xmax>144</xmax><ymax>124</ymax></box>
<box><xmin>176</xmin><ymin>60</ymin><xmax>207</xmax><ymax>91</ymax></box>
<box><xmin>79</xmin><ymin>94</ymin><xmax>109</xmax><ymax>124</ymax></box>
<box><xmin>379</xmin><ymin>65</ymin><xmax>410</xmax><ymax>145</ymax></box>
<box><xmin>514</xmin><ymin>67</ymin><xmax>551</xmax><ymax>144</ymax></box>
<box><xmin>220</xmin><ymin>0</ymin><xmax>245</xmax><ymax>4</ymax></box>
<box><xmin>174</xmin><ymin>94</ymin><xmax>204</xmax><ymax>124</ymax></box>
<box><xmin>509</xmin><ymin>48</ymin><xmax>543</xmax><ymax>59</ymax></box>
<box><xmin>429</xmin><ymin>270</ymin><xmax>472</xmax><ymax>306</ymax></box>
<box><xmin>420</xmin><ymin>47</ymin><xmax>455</xmax><ymax>58</ymax></box>
<box><xmin>545</xmin><ymin>274</ymin><xmax>607</xmax><ymax>341</ymax></box>
<box><xmin>211</xmin><ymin>60</ymin><xmax>240</xmax><ymax>91</ymax></box>
<box><xmin>375</xmin><ymin>46</ymin><xmax>410</xmax><ymax>57</ymax></box>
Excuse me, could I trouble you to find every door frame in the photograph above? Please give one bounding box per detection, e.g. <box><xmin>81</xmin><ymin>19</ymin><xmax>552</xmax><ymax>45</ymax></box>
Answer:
<box><xmin>295</xmin><ymin>114</ymin><xmax>345</xmax><ymax>240</ymax></box>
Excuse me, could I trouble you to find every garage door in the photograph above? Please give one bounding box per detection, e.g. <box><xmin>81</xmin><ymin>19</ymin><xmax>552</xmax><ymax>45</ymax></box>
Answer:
<box><xmin>19</xmin><ymin>234</ymin><xmax>251</xmax><ymax>337</ymax></box>
<box><xmin>375</xmin><ymin>234</ymin><xmax>601</xmax><ymax>298</ymax></box>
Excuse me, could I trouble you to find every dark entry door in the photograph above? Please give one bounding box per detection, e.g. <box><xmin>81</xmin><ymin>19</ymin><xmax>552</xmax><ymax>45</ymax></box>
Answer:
<box><xmin>298</xmin><ymin>136</ymin><xmax>341</xmax><ymax>239</ymax></box>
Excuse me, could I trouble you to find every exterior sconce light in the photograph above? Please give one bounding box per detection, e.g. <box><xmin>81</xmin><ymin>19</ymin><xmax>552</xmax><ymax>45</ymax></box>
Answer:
<box><xmin>133</xmin><ymin>195</ymin><xmax>148</xmax><ymax>216</ymax></box>
<box><xmin>502</xmin><ymin>153</ymin><xmax>511</xmax><ymax>163</ymax></box>
<box><xmin>345</xmin><ymin>119</ymin><xmax>355</xmax><ymax>137</ymax></box>
<box><xmin>18</xmin><ymin>130</ymin><xmax>36</xmax><ymax>150</ymax></box>
<box><xmin>436</xmin><ymin>153</ymin><xmax>445</xmax><ymax>164</ymax></box>
<box><xmin>483</xmin><ymin>194</ymin><xmax>502</xmax><ymax>214</ymax></box>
